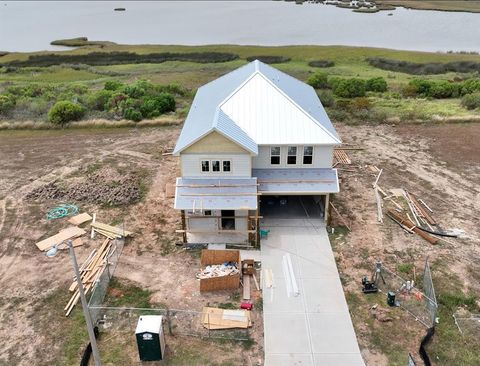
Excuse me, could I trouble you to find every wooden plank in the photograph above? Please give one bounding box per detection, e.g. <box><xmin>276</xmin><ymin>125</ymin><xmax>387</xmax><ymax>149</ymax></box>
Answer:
<box><xmin>408</xmin><ymin>193</ymin><xmax>436</xmax><ymax>225</ymax></box>
<box><xmin>253</xmin><ymin>273</ymin><xmax>260</xmax><ymax>291</ymax></box>
<box><xmin>375</xmin><ymin>186</ymin><xmax>383</xmax><ymax>223</ymax></box>
<box><xmin>91</xmin><ymin>222</ymin><xmax>133</xmax><ymax>237</ymax></box>
<box><xmin>329</xmin><ymin>202</ymin><xmax>351</xmax><ymax>231</ymax></box>
<box><xmin>36</xmin><ymin>226</ymin><xmax>86</xmax><ymax>251</ymax></box>
<box><xmin>68</xmin><ymin>212</ymin><xmax>92</xmax><ymax>226</ymax></box>
<box><xmin>201</xmin><ymin>307</ymin><xmax>251</xmax><ymax>329</ymax></box>
<box><xmin>243</xmin><ymin>274</ymin><xmax>251</xmax><ymax>300</ymax></box>
<box><xmin>372</xmin><ymin>168</ymin><xmax>383</xmax><ymax>188</ymax></box>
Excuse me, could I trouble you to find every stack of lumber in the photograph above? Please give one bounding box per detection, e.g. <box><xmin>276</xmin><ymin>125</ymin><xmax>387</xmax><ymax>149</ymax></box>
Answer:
<box><xmin>65</xmin><ymin>238</ymin><xmax>114</xmax><ymax>316</ymax></box>
<box><xmin>196</xmin><ymin>263</ymin><xmax>239</xmax><ymax>279</ymax></box>
<box><xmin>35</xmin><ymin>226</ymin><xmax>86</xmax><ymax>251</ymax></box>
<box><xmin>333</xmin><ymin>149</ymin><xmax>352</xmax><ymax>165</ymax></box>
<box><xmin>91</xmin><ymin>221</ymin><xmax>133</xmax><ymax>240</ymax></box>
<box><xmin>387</xmin><ymin>209</ymin><xmax>438</xmax><ymax>245</ymax></box>
<box><xmin>201</xmin><ymin>307</ymin><xmax>252</xmax><ymax>330</ymax></box>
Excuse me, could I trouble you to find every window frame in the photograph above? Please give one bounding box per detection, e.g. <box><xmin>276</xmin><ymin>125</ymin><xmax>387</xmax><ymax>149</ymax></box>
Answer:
<box><xmin>302</xmin><ymin>146</ymin><xmax>314</xmax><ymax>165</ymax></box>
<box><xmin>222</xmin><ymin>160</ymin><xmax>232</xmax><ymax>172</ymax></box>
<box><xmin>270</xmin><ymin>146</ymin><xmax>281</xmax><ymax>165</ymax></box>
<box><xmin>211</xmin><ymin>160</ymin><xmax>221</xmax><ymax>172</ymax></box>
<box><xmin>287</xmin><ymin>146</ymin><xmax>297</xmax><ymax>165</ymax></box>
<box><xmin>201</xmin><ymin>160</ymin><xmax>210</xmax><ymax>172</ymax></box>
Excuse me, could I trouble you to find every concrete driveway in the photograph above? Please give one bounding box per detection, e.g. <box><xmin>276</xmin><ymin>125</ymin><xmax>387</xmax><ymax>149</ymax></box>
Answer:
<box><xmin>260</xmin><ymin>218</ymin><xmax>365</xmax><ymax>366</ymax></box>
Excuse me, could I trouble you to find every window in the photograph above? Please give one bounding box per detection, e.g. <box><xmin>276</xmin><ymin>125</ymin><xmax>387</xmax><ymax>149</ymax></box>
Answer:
<box><xmin>303</xmin><ymin>146</ymin><xmax>313</xmax><ymax>165</ymax></box>
<box><xmin>270</xmin><ymin>146</ymin><xmax>280</xmax><ymax>165</ymax></box>
<box><xmin>201</xmin><ymin>160</ymin><xmax>210</xmax><ymax>172</ymax></box>
<box><xmin>287</xmin><ymin>146</ymin><xmax>297</xmax><ymax>165</ymax></box>
<box><xmin>204</xmin><ymin>210</ymin><xmax>212</xmax><ymax>216</ymax></box>
<box><xmin>212</xmin><ymin>160</ymin><xmax>220</xmax><ymax>172</ymax></box>
<box><xmin>222</xmin><ymin>160</ymin><xmax>231</xmax><ymax>172</ymax></box>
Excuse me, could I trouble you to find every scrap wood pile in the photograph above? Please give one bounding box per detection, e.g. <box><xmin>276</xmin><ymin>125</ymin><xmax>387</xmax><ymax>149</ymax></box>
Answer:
<box><xmin>65</xmin><ymin>238</ymin><xmax>115</xmax><ymax>316</ymax></box>
<box><xmin>333</xmin><ymin>149</ymin><xmax>352</xmax><ymax>165</ymax></box>
<box><xmin>196</xmin><ymin>262</ymin><xmax>239</xmax><ymax>279</ymax></box>
<box><xmin>201</xmin><ymin>307</ymin><xmax>252</xmax><ymax>330</ymax></box>
<box><xmin>370</xmin><ymin>165</ymin><xmax>458</xmax><ymax>245</ymax></box>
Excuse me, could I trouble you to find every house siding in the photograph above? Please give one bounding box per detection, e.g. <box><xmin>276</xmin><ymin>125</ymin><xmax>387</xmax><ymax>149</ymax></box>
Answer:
<box><xmin>183</xmin><ymin>131</ymin><xmax>249</xmax><ymax>154</ymax></box>
<box><xmin>181</xmin><ymin>153</ymin><xmax>252</xmax><ymax>178</ymax></box>
<box><xmin>252</xmin><ymin>145</ymin><xmax>333</xmax><ymax>169</ymax></box>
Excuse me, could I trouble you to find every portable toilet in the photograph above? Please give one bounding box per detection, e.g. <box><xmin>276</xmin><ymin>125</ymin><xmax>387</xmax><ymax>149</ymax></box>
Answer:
<box><xmin>135</xmin><ymin>315</ymin><xmax>165</xmax><ymax>361</ymax></box>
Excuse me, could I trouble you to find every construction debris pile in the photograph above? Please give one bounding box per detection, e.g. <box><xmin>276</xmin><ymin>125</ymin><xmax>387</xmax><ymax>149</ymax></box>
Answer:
<box><xmin>370</xmin><ymin>165</ymin><xmax>458</xmax><ymax>245</ymax></box>
<box><xmin>196</xmin><ymin>262</ymin><xmax>239</xmax><ymax>279</ymax></box>
<box><xmin>27</xmin><ymin>166</ymin><xmax>141</xmax><ymax>206</ymax></box>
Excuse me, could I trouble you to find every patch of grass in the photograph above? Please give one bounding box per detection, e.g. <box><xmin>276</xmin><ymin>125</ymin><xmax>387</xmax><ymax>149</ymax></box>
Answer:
<box><xmin>217</xmin><ymin>302</ymin><xmax>238</xmax><ymax>310</ymax></box>
<box><xmin>397</xmin><ymin>263</ymin><xmax>414</xmax><ymax>275</ymax></box>
<box><xmin>103</xmin><ymin>277</ymin><xmax>153</xmax><ymax>308</ymax></box>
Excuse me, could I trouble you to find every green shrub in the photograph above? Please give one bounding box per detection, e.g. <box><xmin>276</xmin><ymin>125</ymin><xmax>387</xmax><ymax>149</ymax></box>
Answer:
<box><xmin>461</xmin><ymin>78</ymin><xmax>480</xmax><ymax>95</ymax></box>
<box><xmin>317</xmin><ymin>90</ymin><xmax>335</xmax><ymax>107</ymax></box>
<box><xmin>48</xmin><ymin>101</ymin><xmax>84</xmax><ymax>125</ymax></box>
<box><xmin>245</xmin><ymin>55</ymin><xmax>291</xmax><ymax>64</ymax></box>
<box><xmin>123</xmin><ymin>84</ymin><xmax>145</xmax><ymax>99</ymax></box>
<box><xmin>351</xmin><ymin>97</ymin><xmax>371</xmax><ymax>111</ymax></box>
<box><xmin>308</xmin><ymin>60</ymin><xmax>334</xmax><ymax>68</ymax></box>
<box><xmin>368</xmin><ymin>57</ymin><xmax>480</xmax><ymax>75</ymax></box>
<box><xmin>0</xmin><ymin>94</ymin><xmax>16</xmax><ymax>115</ymax></box>
<box><xmin>461</xmin><ymin>93</ymin><xmax>480</xmax><ymax>110</ymax></box>
<box><xmin>438</xmin><ymin>292</ymin><xmax>477</xmax><ymax>311</ymax></box>
<box><xmin>334</xmin><ymin>78</ymin><xmax>366</xmax><ymax>98</ymax></box>
<box><xmin>365</xmin><ymin>77</ymin><xmax>387</xmax><ymax>92</ymax></box>
<box><xmin>429</xmin><ymin>81</ymin><xmax>459</xmax><ymax>99</ymax></box>
<box><xmin>86</xmin><ymin>89</ymin><xmax>113</xmax><ymax>111</ymax></box>
<box><xmin>140</xmin><ymin>93</ymin><xmax>175</xmax><ymax>118</ymax></box>
<box><xmin>408</xmin><ymin>79</ymin><xmax>432</xmax><ymax>96</ymax></box>
<box><xmin>307</xmin><ymin>71</ymin><xmax>329</xmax><ymax>89</ymax></box>
<box><xmin>104</xmin><ymin>80</ymin><xmax>124</xmax><ymax>91</ymax></box>
<box><xmin>124</xmin><ymin>108</ymin><xmax>143</xmax><ymax>122</ymax></box>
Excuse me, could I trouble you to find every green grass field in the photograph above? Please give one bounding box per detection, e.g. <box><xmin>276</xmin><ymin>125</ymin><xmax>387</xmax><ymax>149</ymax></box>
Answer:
<box><xmin>1</xmin><ymin>43</ymin><xmax>480</xmax><ymax>126</ymax></box>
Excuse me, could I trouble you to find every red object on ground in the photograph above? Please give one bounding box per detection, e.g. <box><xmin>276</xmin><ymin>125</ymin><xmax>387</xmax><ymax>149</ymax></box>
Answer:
<box><xmin>241</xmin><ymin>302</ymin><xmax>253</xmax><ymax>310</ymax></box>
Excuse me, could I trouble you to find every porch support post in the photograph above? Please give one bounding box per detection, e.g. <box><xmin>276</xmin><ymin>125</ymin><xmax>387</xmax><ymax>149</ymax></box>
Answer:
<box><xmin>180</xmin><ymin>210</ymin><xmax>187</xmax><ymax>243</ymax></box>
<box><xmin>324</xmin><ymin>193</ymin><xmax>330</xmax><ymax>224</ymax></box>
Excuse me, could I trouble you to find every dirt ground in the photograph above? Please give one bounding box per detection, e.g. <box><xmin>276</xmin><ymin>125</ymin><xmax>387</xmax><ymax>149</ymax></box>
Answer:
<box><xmin>0</xmin><ymin>122</ymin><xmax>479</xmax><ymax>365</ymax></box>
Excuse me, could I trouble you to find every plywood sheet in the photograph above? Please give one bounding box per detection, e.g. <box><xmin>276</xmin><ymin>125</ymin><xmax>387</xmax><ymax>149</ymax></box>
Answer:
<box><xmin>68</xmin><ymin>213</ymin><xmax>92</xmax><ymax>226</ymax></box>
<box><xmin>36</xmin><ymin>226</ymin><xmax>86</xmax><ymax>251</ymax></box>
<box><xmin>201</xmin><ymin>307</ymin><xmax>251</xmax><ymax>329</ymax></box>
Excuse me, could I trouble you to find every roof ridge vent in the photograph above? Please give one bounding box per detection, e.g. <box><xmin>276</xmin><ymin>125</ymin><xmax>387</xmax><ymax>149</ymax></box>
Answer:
<box><xmin>254</xmin><ymin>59</ymin><xmax>260</xmax><ymax>71</ymax></box>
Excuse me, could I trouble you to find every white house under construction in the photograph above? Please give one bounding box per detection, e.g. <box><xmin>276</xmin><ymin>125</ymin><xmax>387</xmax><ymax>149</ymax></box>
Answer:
<box><xmin>173</xmin><ymin>60</ymin><xmax>341</xmax><ymax>245</ymax></box>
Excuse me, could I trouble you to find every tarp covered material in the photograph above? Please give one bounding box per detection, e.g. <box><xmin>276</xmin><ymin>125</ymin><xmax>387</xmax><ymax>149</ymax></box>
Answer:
<box><xmin>253</xmin><ymin>168</ymin><xmax>339</xmax><ymax>194</ymax></box>
<box><xmin>174</xmin><ymin>177</ymin><xmax>258</xmax><ymax>211</ymax></box>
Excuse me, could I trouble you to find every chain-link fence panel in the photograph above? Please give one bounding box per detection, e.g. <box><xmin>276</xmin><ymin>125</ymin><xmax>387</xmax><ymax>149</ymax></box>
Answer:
<box><xmin>375</xmin><ymin>260</ymin><xmax>437</xmax><ymax>328</ymax></box>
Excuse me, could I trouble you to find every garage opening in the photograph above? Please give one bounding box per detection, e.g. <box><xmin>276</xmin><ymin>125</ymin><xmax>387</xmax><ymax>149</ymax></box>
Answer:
<box><xmin>259</xmin><ymin>195</ymin><xmax>326</xmax><ymax>220</ymax></box>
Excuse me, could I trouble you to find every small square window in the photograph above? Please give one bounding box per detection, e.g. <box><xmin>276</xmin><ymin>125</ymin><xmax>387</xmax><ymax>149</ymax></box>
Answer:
<box><xmin>223</xmin><ymin>160</ymin><xmax>231</xmax><ymax>172</ymax></box>
<box><xmin>201</xmin><ymin>160</ymin><xmax>209</xmax><ymax>172</ymax></box>
<box><xmin>204</xmin><ymin>210</ymin><xmax>212</xmax><ymax>216</ymax></box>
<box><xmin>271</xmin><ymin>146</ymin><xmax>280</xmax><ymax>165</ymax></box>
<box><xmin>303</xmin><ymin>146</ymin><xmax>313</xmax><ymax>165</ymax></box>
<box><xmin>212</xmin><ymin>160</ymin><xmax>220</xmax><ymax>172</ymax></box>
<box><xmin>287</xmin><ymin>146</ymin><xmax>297</xmax><ymax>165</ymax></box>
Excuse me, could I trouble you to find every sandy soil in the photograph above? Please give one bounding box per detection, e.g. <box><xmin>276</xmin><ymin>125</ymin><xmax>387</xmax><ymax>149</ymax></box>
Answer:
<box><xmin>0</xmin><ymin>122</ymin><xmax>478</xmax><ymax>365</ymax></box>
<box><xmin>332</xmin><ymin>123</ymin><xmax>480</xmax><ymax>365</ymax></box>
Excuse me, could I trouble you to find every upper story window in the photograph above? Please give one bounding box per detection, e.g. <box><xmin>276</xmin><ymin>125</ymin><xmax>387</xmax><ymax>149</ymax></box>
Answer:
<box><xmin>223</xmin><ymin>160</ymin><xmax>231</xmax><ymax>172</ymax></box>
<box><xmin>212</xmin><ymin>160</ymin><xmax>220</xmax><ymax>172</ymax></box>
<box><xmin>287</xmin><ymin>146</ymin><xmax>297</xmax><ymax>165</ymax></box>
<box><xmin>201</xmin><ymin>160</ymin><xmax>210</xmax><ymax>172</ymax></box>
<box><xmin>303</xmin><ymin>146</ymin><xmax>313</xmax><ymax>165</ymax></box>
<box><xmin>270</xmin><ymin>146</ymin><xmax>280</xmax><ymax>165</ymax></box>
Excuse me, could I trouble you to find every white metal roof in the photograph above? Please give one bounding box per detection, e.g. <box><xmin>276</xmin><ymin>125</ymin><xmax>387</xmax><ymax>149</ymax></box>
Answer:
<box><xmin>135</xmin><ymin>315</ymin><xmax>163</xmax><ymax>334</ymax></box>
<box><xmin>173</xmin><ymin>60</ymin><xmax>341</xmax><ymax>155</ymax></box>
<box><xmin>221</xmin><ymin>73</ymin><xmax>339</xmax><ymax>145</ymax></box>
<box><xmin>174</xmin><ymin>177</ymin><xmax>258</xmax><ymax>210</ymax></box>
